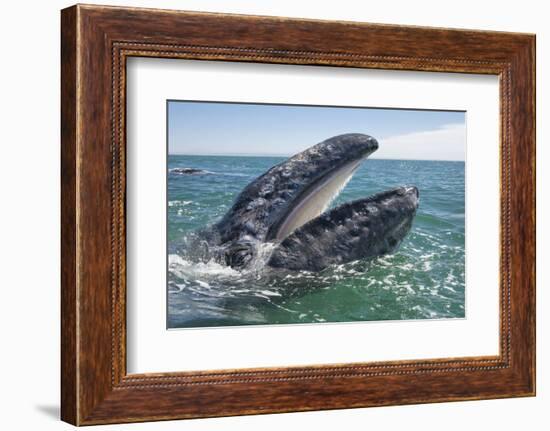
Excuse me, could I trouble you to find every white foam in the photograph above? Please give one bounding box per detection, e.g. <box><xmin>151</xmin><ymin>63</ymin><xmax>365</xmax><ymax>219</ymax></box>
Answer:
<box><xmin>168</xmin><ymin>200</ymin><xmax>192</xmax><ymax>207</ymax></box>
<box><xmin>168</xmin><ymin>254</ymin><xmax>241</xmax><ymax>279</ymax></box>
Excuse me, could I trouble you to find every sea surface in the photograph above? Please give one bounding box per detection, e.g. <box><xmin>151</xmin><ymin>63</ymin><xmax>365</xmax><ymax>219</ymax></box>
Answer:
<box><xmin>167</xmin><ymin>155</ymin><xmax>465</xmax><ymax>329</ymax></box>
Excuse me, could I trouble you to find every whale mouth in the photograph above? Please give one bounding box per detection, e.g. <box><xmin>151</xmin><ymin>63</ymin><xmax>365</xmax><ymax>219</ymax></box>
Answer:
<box><xmin>268</xmin><ymin>158</ymin><xmax>364</xmax><ymax>241</ymax></box>
<box><xmin>212</xmin><ymin>133</ymin><xmax>418</xmax><ymax>271</ymax></box>
<box><xmin>263</xmin><ymin>133</ymin><xmax>379</xmax><ymax>242</ymax></box>
<box><xmin>215</xmin><ymin>133</ymin><xmax>378</xmax><ymax>246</ymax></box>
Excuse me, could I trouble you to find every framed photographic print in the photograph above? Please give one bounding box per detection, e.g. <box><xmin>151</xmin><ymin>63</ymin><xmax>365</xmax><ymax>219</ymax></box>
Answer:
<box><xmin>61</xmin><ymin>4</ymin><xmax>535</xmax><ymax>425</ymax></box>
<box><xmin>164</xmin><ymin>101</ymin><xmax>462</xmax><ymax>330</ymax></box>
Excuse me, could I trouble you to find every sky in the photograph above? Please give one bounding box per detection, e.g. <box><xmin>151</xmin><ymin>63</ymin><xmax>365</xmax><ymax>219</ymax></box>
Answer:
<box><xmin>168</xmin><ymin>101</ymin><xmax>466</xmax><ymax>161</ymax></box>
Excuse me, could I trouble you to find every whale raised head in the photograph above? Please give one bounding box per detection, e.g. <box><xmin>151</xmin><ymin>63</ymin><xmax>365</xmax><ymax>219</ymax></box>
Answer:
<box><xmin>182</xmin><ymin>133</ymin><xmax>419</xmax><ymax>272</ymax></box>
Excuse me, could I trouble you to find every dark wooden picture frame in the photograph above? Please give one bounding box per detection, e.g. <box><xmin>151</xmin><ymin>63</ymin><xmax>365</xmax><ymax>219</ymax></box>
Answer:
<box><xmin>61</xmin><ymin>4</ymin><xmax>535</xmax><ymax>425</ymax></box>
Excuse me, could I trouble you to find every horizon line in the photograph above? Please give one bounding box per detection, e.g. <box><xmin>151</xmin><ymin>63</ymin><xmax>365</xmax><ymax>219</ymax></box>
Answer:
<box><xmin>168</xmin><ymin>153</ymin><xmax>465</xmax><ymax>162</ymax></box>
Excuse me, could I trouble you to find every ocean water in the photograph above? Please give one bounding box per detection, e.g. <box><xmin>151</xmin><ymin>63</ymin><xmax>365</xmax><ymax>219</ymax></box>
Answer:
<box><xmin>167</xmin><ymin>155</ymin><xmax>465</xmax><ymax>329</ymax></box>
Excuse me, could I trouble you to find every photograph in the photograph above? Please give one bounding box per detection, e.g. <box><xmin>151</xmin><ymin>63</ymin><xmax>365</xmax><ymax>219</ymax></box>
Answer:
<box><xmin>167</xmin><ymin>101</ymin><xmax>466</xmax><ymax>329</ymax></box>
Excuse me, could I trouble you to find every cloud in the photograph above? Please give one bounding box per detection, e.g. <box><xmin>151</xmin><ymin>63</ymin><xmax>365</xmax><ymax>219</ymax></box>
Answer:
<box><xmin>374</xmin><ymin>123</ymin><xmax>466</xmax><ymax>161</ymax></box>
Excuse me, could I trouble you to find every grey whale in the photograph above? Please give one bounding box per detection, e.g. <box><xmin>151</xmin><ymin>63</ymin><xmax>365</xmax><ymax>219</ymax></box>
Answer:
<box><xmin>182</xmin><ymin>133</ymin><xmax>419</xmax><ymax>272</ymax></box>
<box><xmin>170</xmin><ymin>167</ymin><xmax>211</xmax><ymax>175</ymax></box>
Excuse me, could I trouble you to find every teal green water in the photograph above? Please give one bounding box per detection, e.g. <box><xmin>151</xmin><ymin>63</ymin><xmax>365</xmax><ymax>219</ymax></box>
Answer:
<box><xmin>167</xmin><ymin>155</ymin><xmax>465</xmax><ymax>328</ymax></box>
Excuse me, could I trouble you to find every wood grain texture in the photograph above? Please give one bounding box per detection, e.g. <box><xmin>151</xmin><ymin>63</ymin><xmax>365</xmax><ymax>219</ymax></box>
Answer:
<box><xmin>60</xmin><ymin>6</ymin><xmax>78</xmax><ymax>425</ymax></box>
<box><xmin>60</xmin><ymin>4</ymin><xmax>536</xmax><ymax>425</ymax></box>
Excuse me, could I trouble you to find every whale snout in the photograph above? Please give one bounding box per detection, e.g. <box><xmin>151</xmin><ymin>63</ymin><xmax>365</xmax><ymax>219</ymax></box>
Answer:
<box><xmin>332</xmin><ymin>133</ymin><xmax>379</xmax><ymax>159</ymax></box>
<box><xmin>404</xmin><ymin>185</ymin><xmax>419</xmax><ymax>206</ymax></box>
<box><xmin>394</xmin><ymin>186</ymin><xmax>420</xmax><ymax>210</ymax></box>
<box><xmin>404</xmin><ymin>185</ymin><xmax>419</xmax><ymax>198</ymax></box>
<box><xmin>396</xmin><ymin>185</ymin><xmax>418</xmax><ymax>197</ymax></box>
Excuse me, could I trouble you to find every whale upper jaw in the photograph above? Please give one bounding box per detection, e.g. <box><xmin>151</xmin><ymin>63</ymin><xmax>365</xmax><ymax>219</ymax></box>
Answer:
<box><xmin>265</xmin><ymin>134</ymin><xmax>379</xmax><ymax>242</ymax></box>
<box><xmin>215</xmin><ymin>133</ymin><xmax>378</xmax><ymax>246</ymax></box>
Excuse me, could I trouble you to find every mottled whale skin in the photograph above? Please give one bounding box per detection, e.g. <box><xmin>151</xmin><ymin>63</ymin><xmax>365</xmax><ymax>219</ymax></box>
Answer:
<box><xmin>185</xmin><ymin>133</ymin><xmax>419</xmax><ymax>272</ymax></box>
<box><xmin>267</xmin><ymin>186</ymin><xmax>419</xmax><ymax>271</ymax></box>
